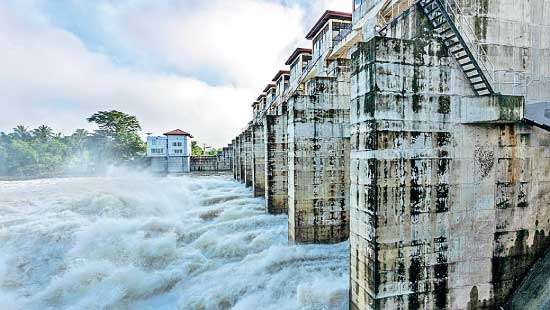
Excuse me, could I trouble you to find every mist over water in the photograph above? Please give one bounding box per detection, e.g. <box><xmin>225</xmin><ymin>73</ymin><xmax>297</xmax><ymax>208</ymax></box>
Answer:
<box><xmin>0</xmin><ymin>171</ymin><xmax>349</xmax><ymax>309</ymax></box>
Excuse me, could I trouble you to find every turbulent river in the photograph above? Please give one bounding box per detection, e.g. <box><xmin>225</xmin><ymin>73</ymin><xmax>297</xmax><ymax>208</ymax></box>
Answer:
<box><xmin>0</xmin><ymin>171</ymin><xmax>349</xmax><ymax>309</ymax></box>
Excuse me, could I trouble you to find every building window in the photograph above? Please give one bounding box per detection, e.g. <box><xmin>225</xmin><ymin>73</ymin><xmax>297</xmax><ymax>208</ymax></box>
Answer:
<box><xmin>173</xmin><ymin>142</ymin><xmax>182</xmax><ymax>147</ymax></box>
<box><xmin>151</xmin><ymin>148</ymin><xmax>164</xmax><ymax>154</ymax></box>
<box><xmin>290</xmin><ymin>58</ymin><xmax>300</xmax><ymax>84</ymax></box>
<box><xmin>174</xmin><ymin>149</ymin><xmax>183</xmax><ymax>154</ymax></box>
<box><xmin>313</xmin><ymin>24</ymin><xmax>329</xmax><ymax>58</ymax></box>
<box><xmin>332</xmin><ymin>21</ymin><xmax>352</xmax><ymax>46</ymax></box>
<box><xmin>302</xmin><ymin>55</ymin><xmax>312</xmax><ymax>71</ymax></box>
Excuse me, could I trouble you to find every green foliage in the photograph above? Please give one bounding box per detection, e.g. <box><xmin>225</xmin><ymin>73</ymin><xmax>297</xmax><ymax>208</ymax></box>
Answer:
<box><xmin>0</xmin><ymin>128</ymin><xmax>64</xmax><ymax>177</ymax></box>
<box><xmin>87</xmin><ymin>110</ymin><xmax>141</xmax><ymax>137</ymax></box>
<box><xmin>32</xmin><ymin>125</ymin><xmax>54</xmax><ymax>142</ymax></box>
<box><xmin>206</xmin><ymin>148</ymin><xmax>221</xmax><ymax>156</ymax></box>
<box><xmin>0</xmin><ymin>111</ymin><xmax>146</xmax><ymax>178</ymax></box>
<box><xmin>12</xmin><ymin>125</ymin><xmax>32</xmax><ymax>141</ymax></box>
<box><xmin>87</xmin><ymin>110</ymin><xmax>145</xmax><ymax>160</ymax></box>
<box><xmin>191</xmin><ymin>141</ymin><xmax>221</xmax><ymax>156</ymax></box>
<box><xmin>191</xmin><ymin>141</ymin><xmax>204</xmax><ymax>156</ymax></box>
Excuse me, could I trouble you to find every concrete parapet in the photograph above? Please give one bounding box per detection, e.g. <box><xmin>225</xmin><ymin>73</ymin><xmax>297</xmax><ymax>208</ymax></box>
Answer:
<box><xmin>190</xmin><ymin>147</ymin><xmax>232</xmax><ymax>172</ymax></box>
<box><xmin>460</xmin><ymin>95</ymin><xmax>524</xmax><ymax>124</ymax></box>
<box><xmin>190</xmin><ymin>156</ymin><xmax>221</xmax><ymax>172</ymax></box>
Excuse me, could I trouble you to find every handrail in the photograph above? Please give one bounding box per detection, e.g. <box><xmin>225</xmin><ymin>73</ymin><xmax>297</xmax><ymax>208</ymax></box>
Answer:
<box><xmin>377</xmin><ymin>0</ymin><xmax>416</xmax><ymax>28</ymax></box>
<box><xmin>287</xmin><ymin>51</ymin><xmax>324</xmax><ymax>98</ymax></box>
<box><xmin>333</xmin><ymin>27</ymin><xmax>353</xmax><ymax>47</ymax></box>
<box><xmin>378</xmin><ymin>0</ymin><xmax>498</xmax><ymax>92</ymax></box>
<box><xmin>440</xmin><ymin>0</ymin><xmax>497</xmax><ymax>91</ymax></box>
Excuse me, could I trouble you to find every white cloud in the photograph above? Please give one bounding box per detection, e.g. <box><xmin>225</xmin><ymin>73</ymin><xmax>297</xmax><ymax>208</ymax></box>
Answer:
<box><xmin>0</xmin><ymin>3</ymin><xmax>252</xmax><ymax>146</ymax></box>
<box><xmin>112</xmin><ymin>0</ymin><xmax>305</xmax><ymax>89</ymax></box>
<box><xmin>305</xmin><ymin>0</ymin><xmax>353</xmax><ymax>15</ymax></box>
<box><xmin>96</xmin><ymin>0</ymin><xmax>352</xmax><ymax>89</ymax></box>
<box><xmin>0</xmin><ymin>0</ymin><xmax>354</xmax><ymax>146</ymax></box>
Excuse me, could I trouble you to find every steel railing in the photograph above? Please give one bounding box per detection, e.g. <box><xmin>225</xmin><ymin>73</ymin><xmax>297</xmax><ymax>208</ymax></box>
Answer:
<box><xmin>377</xmin><ymin>0</ymin><xmax>498</xmax><ymax>92</ymax></box>
<box><xmin>435</xmin><ymin>0</ymin><xmax>497</xmax><ymax>91</ymax></box>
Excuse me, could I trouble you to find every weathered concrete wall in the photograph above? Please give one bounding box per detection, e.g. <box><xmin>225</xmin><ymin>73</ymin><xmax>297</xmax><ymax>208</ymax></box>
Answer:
<box><xmin>349</xmin><ymin>11</ymin><xmax>550</xmax><ymax>309</ymax></box>
<box><xmin>252</xmin><ymin>124</ymin><xmax>266</xmax><ymax>197</ymax></box>
<box><xmin>381</xmin><ymin>0</ymin><xmax>550</xmax><ymax>103</ymax></box>
<box><xmin>190</xmin><ymin>151</ymin><xmax>232</xmax><ymax>172</ymax></box>
<box><xmin>221</xmin><ymin>4</ymin><xmax>550</xmax><ymax>309</ymax></box>
<box><xmin>218</xmin><ymin>146</ymin><xmax>233</xmax><ymax>171</ymax></box>
<box><xmin>243</xmin><ymin>128</ymin><xmax>253</xmax><ymax>187</ymax></box>
<box><xmin>287</xmin><ymin>63</ymin><xmax>351</xmax><ymax>244</ymax></box>
<box><xmin>233</xmin><ymin>136</ymin><xmax>239</xmax><ymax>181</ymax></box>
<box><xmin>456</xmin><ymin>0</ymin><xmax>550</xmax><ymax>103</ymax></box>
<box><xmin>467</xmin><ymin>123</ymin><xmax>549</xmax><ymax>307</ymax></box>
<box><xmin>232</xmin><ymin>139</ymin><xmax>238</xmax><ymax>179</ymax></box>
<box><xmin>238</xmin><ymin>134</ymin><xmax>245</xmax><ymax>183</ymax></box>
<box><xmin>190</xmin><ymin>156</ymin><xmax>219</xmax><ymax>172</ymax></box>
<box><xmin>264</xmin><ymin>102</ymin><xmax>289</xmax><ymax>214</ymax></box>
<box><xmin>150</xmin><ymin>156</ymin><xmax>191</xmax><ymax>174</ymax></box>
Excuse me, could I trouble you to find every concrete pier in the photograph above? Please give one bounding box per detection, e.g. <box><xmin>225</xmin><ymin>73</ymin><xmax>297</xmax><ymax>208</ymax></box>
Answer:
<box><xmin>264</xmin><ymin>73</ymin><xmax>289</xmax><ymax>213</ymax></box>
<box><xmin>230</xmin><ymin>138</ymin><xmax>237</xmax><ymax>180</ymax></box>
<box><xmin>252</xmin><ymin>98</ymin><xmax>266</xmax><ymax>197</ymax></box>
<box><xmin>243</xmin><ymin>127</ymin><xmax>253</xmax><ymax>187</ymax></box>
<box><xmin>218</xmin><ymin>145</ymin><xmax>233</xmax><ymax>171</ymax></box>
<box><xmin>348</xmin><ymin>5</ymin><xmax>550</xmax><ymax>309</ymax></box>
<box><xmin>233</xmin><ymin>137</ymin><xmax>241</xmax><ymax>181</ymax></box>
<box><xmin>231</xmin><ymin>139</ymin><xmax>238</xmax><ymax>179</ymax></box>
<box><xmin>285</xmin><ymin>11</ymin><xmax>353</xmax><ymax>244</ymax></box>
<box><xmin>264</xmin><ymin>109</ymin><xmax>288</xmax><ymax>214</ymax></box>
<box><xmin>227</xmin><ymin>3</ymin><xmax>550</xmax><ymax>308</ymax></box>
<box><xmin>251</xmin><ymin>124</ymin><xmax>265</xmax><ymax>196</ymax></box>
<box><xmin>238</xmin><ymin>134</ymin><xmax>245</xmax><ymax>183</ymax></box>
<box><xmin>287</xmin><ymin>75</ymin><xmax>351</xmax><ymax>244</ymax></box>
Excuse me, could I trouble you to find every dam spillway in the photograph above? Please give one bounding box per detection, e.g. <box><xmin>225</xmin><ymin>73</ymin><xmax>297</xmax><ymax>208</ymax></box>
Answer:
<box><xmin>225</xmin><ymin>1</ymin><xmax>550</xmax><ymax>309</ymax></box>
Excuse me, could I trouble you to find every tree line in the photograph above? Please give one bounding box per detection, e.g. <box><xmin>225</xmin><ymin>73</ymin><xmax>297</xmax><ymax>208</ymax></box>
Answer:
<box><xmin>0</xmin><ymin>110</ymin><xmax>146</xmax><ymax>178</ymax></box>
<box><xmin>191</xmin><ymin>141</ymin><xmax>222</xmax><ymax>156</ymax></box>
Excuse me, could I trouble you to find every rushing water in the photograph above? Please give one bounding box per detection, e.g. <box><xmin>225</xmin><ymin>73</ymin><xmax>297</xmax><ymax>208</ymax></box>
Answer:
<box><xmin>0</xmin><ymin>171</ymin><xmax>349</xmax><ymax>309</ymax></box>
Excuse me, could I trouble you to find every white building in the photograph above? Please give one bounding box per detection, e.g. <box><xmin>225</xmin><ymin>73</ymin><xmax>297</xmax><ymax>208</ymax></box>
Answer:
<box><xmin>146</xmin><ymin>129</ymin><xmax>193</xmax><ymax>173</ymax></box>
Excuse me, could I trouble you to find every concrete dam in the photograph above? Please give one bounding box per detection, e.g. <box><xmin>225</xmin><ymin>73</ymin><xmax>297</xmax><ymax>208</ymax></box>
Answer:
<box><xmin>223</xmin><ymin>0</ymin><xmax>550</xmax><ymax>309</ymax></box>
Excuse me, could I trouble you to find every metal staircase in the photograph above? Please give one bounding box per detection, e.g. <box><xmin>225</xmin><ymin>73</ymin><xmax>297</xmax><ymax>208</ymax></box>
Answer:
<box><xmin>417</xmin><ymin>0</ymin><xmax>494</xmax><ymax>96</ymax></box>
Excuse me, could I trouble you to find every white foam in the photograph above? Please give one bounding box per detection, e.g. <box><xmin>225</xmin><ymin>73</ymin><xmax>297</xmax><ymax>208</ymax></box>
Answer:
<box><xmin>0</xmin><ymin>172</ymin><xmax>348</xmax><ymax>309</ymax></box>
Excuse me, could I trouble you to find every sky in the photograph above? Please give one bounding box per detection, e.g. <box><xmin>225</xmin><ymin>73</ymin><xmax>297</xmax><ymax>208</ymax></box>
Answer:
<box><xmin>0</xmin><ymin>0</ymin><xmax>352</xmax><ymax>147</ymax></box>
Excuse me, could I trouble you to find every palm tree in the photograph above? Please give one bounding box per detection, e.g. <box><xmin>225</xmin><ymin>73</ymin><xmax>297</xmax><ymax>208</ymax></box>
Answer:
<box><xmin>72</xmin><ymin>129</ymin><xmax>89</xmax><ymax>140</ymax></box>
<box><xmin>70</xmin><ymin>129</ymin><xmax>89</xmax><ymax>151</ymax></box>
<box><xmin>32</xmin><ymin>125</ymin><xmax>54</xmax><ymax>142</ymax></box>
<box><xmin>13</xmin><ymin>125</ymin><xmax>31</xmax><ymax>140</ymax></box>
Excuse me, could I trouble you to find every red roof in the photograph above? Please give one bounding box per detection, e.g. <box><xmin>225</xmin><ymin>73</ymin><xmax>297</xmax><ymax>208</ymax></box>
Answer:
<box><xmin>272</xmin><ymin>70</ymin><xmax>291</xmax><ymax>82</ymax></box>
<box><xmin>164</xmin><ymin>129</ymin><xmax>193</xmax><ymax>138</ymax></box>
<box><xmin>285</xmin><ymin>48</ymin><xmax>312</xmax><ymax>65</ymax></box>
<box><xmin>257</xmin><ymin>94</ymin><xmax>266</xmax><ymax>101</ymax></box>
<box><xmin>263</xmin><ymin>84</ymin><xmax>276</xmax><ymax>93</ymax></box>
<box><xmin>305</xmin><ymin>10</ymin><xmax>352</xmax><ymax>40</ymax></box>
<box><xmin>251</xmin><ymin>101</ymin><xmax>259</xmax><ymax>107</ymax></box>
